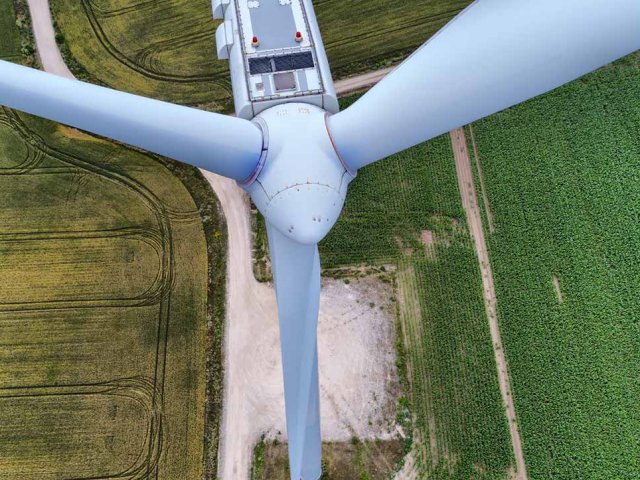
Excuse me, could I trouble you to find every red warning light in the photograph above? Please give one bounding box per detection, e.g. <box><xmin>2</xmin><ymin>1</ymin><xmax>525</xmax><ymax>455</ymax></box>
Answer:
<box><xmin>295</xmin><ymin>31</ymin><xmax>303</xmax><ymax>42</ymax></box>
<box><xmin>252</xmin><ymin>36</ymin><xmax>259</xmax><ymax>47</ymax></box>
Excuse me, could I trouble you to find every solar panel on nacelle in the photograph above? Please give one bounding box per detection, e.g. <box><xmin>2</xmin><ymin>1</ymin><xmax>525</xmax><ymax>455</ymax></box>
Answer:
<box><xmin>249</xmin><ymin>57</ymin><xmax>273</xmax><ymax>75</ymax></box>
<box><xmin>249</xmin><ymin>52</ymin><xmax>316</xmax><ymax>76</ymax></box>
<box><xmin>274</xmin><ymin>52</ymin><xmax>314</xmax><ymax>72</ymax></box>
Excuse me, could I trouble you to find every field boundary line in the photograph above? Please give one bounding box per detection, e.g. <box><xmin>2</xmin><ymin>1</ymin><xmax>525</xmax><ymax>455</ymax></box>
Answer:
<box><xmin>467</xmin><ymin>124</ymin><xmax>496</xmax><ymax>233</ymax></box>
<box><xmin>450</xmin><ymin>128</ymin><xmax>528</xmax><ymax>480</ymax></box>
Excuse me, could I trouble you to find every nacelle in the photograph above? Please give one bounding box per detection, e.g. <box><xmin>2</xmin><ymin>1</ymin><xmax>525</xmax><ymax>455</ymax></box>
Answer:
<box><xmin>214</xmin><ymin>0</ymin><xmax>338</xmax><ymax>119</ymax></box>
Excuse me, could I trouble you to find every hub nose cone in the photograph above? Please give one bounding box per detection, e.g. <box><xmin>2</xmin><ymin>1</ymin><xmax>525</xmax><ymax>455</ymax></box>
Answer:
<box><xmin>265</xmin><ymin>184</ymin><xmax>345</xmax><ymax>244</ymax></box>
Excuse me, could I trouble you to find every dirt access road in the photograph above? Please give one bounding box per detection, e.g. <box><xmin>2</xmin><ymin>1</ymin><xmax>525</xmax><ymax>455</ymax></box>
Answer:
<box><xmin>451</xmin><ymin>128</ymin><xmax>528</xmax><ymax>480</ymax></box>
<box><xmin>26</xmin><ymin>0</ymin><xmax>73</xmax><ymax>77</ymax></box>
<box><xmin>334</xmin><ymin>67</ymin><xmax>395</xmax><ymax>95</ymax></box>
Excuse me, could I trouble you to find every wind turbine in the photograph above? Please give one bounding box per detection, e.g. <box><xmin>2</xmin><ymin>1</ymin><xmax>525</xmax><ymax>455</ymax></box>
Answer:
<box><xmin>1</xmin><ymin>0</ymin><xmax>638</xmax><ymax>478</ymax></box>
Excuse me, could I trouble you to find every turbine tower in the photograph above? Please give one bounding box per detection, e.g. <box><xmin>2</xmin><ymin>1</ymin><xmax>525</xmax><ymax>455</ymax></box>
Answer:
<box><xmin>1</xmin><ymin>1</ymin><xmax>639</xmax><ymax>478</ymax></box>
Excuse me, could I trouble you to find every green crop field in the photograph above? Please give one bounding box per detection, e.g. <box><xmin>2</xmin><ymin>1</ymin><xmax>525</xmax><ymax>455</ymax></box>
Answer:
<box><xmin>0</xmin><ymin>0</ymin><xmax>21</xmax><ymax>61</ymax></box>
<box><xmin>465</xmin><ymin>52</ymin><xmax>640</xmax><ymax>479</ymax></box>
<box><xmin>49</xmin><ymin>0</ymin><xmax>472</xmax><ymax>108</ymax></box>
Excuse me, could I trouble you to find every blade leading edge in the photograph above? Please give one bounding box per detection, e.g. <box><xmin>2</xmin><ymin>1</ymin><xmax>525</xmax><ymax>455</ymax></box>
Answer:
<box><xmin>0</xmin><ymin>60</ymin><xmax>263</xmax><ymax>181</ymax></box>
<box><xmin>266</xmin><ymin>222</ymin><xmax>322</xmax><ymax>480</ymax></box>
<box><xmin>328</xmin><ymin>0</ymin><xmax>640</xmax><ymax>170</ymax></box>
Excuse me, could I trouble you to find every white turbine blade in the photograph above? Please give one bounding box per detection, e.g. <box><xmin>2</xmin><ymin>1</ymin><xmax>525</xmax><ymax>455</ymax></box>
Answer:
<box><xmin>266</xmin><ymin>222</ymin><xmax>322</xmax><ymax>480</ymax></box>
<box><xmin>0</xmin><ymin>60</ymin><xmax>263</xmax><ymax>181</ymax></box>
<box><xmin>328</xmin><ymin>0</ymin><xmax>640</xmax><ymax>170</ymax></box>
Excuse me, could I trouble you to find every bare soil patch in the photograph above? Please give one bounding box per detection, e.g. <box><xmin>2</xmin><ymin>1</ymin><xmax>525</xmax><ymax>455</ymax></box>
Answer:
<box><xmin>393</xmin><ymin>448</ymin><xmax>419</xmax><ymax>480</ymax></box>
<box><xmin>420</xmin><ymin>230</ymin><xmax>436</xmax><ymax>261</ymax></box>
<box><xmin>57</xmin><ymin>125</ymin><xmax>106</xmax><ymax>143</ymax></box>
<box><xmin>421</xmin><ymin>230</ymin><xmax>434</xmax><ymax>247</ymax></box>
<box><xmin>553</xmin><ymin>276</ymin><xmax>564</xmax><ymax>303</ymax></box>
<box><xmin>334</xmin><ymin>67</ymin><xmax>395</xmax><ymax>96</ymax></box>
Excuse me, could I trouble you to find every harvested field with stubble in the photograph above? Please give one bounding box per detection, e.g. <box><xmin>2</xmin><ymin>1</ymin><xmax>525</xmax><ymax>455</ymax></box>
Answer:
<box><xmin>49</xmin><ymin>0</ymin><xmax>473</xmax><ymax>108</ymax></box>
<box><xmin>0</xmin><ymin>107</ymin><xmax>215</xmax><ymax>479</ymax></box>
<box><xmin>466</xmin><ymin>52</ymin><xmax>640</xmax><ymax>479</ymax></box>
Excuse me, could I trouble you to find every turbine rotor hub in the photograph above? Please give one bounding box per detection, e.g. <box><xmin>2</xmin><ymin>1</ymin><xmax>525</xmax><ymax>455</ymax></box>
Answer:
<box><xmin>243</xmin><ymin>103</ymin><xmax>355</xmax><ymax>244</ymax></box>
